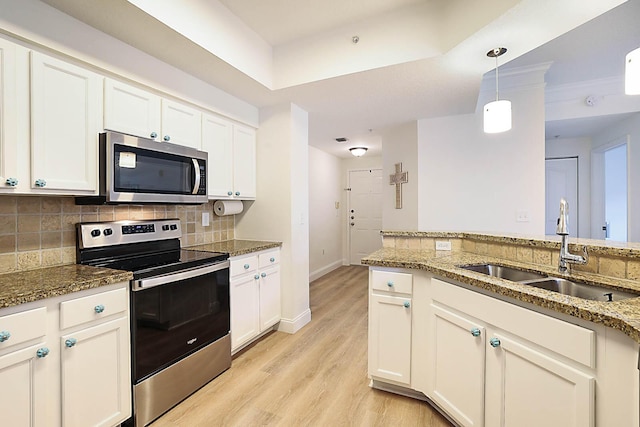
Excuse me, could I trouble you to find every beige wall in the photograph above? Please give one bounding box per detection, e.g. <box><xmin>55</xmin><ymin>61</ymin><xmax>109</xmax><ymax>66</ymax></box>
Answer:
<box><xmin>0</xmin><ymin>196</ymin><xmax>234</xmax><ymax>273</ymax></box>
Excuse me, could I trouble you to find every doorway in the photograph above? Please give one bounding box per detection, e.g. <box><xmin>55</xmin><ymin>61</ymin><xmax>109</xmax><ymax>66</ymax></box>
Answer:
<box><xmin>545</xmin><ymin>157</ymin><xmax>578</xmax><ymax>237</ymax></box>
<box><xmin>348</xmin><ymin>169</ymin><xmax>383</xmax><ymax>265</ymax></box>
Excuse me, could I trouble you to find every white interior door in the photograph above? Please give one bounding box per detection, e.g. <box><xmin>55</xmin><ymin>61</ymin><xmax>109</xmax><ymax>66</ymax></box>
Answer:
<box><xmin>604</xmin><ymin>144</ymin><xmax>628</xmax><ymax>241</ymax></box>
<box><xmin>349</xmin><ymin>169</ymin><xmax>382</xmax><ymax>265</ymax></box>
<box><xmin>545</xmin><ymin>157</ymin><xmax>578</xmax><ymax>236</ymax></box>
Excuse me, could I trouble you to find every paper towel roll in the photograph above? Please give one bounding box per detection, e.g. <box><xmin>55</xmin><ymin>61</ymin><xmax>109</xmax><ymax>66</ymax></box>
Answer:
<box><xmin>214</xmin><ymin>200</ymin><xmax>244</xmax><ymax>216</ymax></box>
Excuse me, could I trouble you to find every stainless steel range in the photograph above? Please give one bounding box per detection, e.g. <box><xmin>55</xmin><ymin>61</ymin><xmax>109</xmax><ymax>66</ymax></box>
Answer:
<box><xmin>76</xmin><ymin>219</ymin><xmax>230</xmax><ymax>427</ymax></box>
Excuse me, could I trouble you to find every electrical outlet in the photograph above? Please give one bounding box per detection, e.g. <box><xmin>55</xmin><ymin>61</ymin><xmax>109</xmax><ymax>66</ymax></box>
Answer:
<box><xmin>435</xmin><ymin>241</ymin><xmax>452</xmax><ymax>251</ymax></box>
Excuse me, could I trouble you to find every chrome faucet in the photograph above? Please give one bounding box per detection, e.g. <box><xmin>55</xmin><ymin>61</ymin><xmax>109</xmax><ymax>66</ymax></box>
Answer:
<box><xmin>556</xmin><ymin>198</ymin><xmax>588</xmax><ymax>273</ymax></box>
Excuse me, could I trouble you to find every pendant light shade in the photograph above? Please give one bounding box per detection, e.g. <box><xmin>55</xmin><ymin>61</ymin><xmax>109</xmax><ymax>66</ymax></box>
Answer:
<box><xmin>483</xmin><ymin>47</ymin><xmax>511</xmax><ymax>134</ymax></box>
<box><xmin>484</xmin><ymin>99</ymin><xmax>512</xmax><ymax>133</ymax></box>
<box><xmin>626</xmin><ymin>47</ymin><xmax>640</xmax><ymax>95</ymax></box>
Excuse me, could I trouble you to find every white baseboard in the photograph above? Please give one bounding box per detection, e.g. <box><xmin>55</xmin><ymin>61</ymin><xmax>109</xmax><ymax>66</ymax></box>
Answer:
<box><xmin>309</xmin><ymin>260</ymin><xmax>343</xmax><ymax>282</ymax></box>
<box><xmin>277</xmin><ymin>308</ymin><xmax>311</xmax><ymax>334</ymax></box>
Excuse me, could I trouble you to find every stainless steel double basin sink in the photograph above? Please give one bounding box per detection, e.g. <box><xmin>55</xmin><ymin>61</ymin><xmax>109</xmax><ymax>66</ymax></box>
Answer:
<box><xmin>459</xmin><ymin>263</ymin><xmax>638</xmax><ymax>302</ymax></box>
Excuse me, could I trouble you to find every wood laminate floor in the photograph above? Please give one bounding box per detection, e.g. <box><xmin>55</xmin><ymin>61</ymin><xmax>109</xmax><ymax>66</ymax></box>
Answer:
<box><xmin>152</xmin><ymin>265</ymin><xmax>452</xmax><ymax>427</ymax></box>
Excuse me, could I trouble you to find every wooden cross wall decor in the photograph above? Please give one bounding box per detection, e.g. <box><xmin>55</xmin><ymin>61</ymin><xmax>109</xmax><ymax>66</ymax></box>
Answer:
<box><xmin>389</xmin><ymin>163</ymin><xmax>408</xmax><ymax>209</ymax></box>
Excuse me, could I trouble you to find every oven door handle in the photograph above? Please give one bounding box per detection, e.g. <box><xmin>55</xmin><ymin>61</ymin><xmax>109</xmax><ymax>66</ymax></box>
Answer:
<box><xmin>192</xmin><ymin>158</ymin><xmax>201</xmax><ymax>195</ymax></box>
<box><xmin>133</xmin><ymin>260</ymin><xmax>229</xmax><ymax>291</ymax></box>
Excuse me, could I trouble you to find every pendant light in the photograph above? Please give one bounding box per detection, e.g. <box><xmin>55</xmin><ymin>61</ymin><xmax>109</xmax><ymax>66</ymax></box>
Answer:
<box><xmin>625</xmin><ymin>47</ymin><xmax>640</xmax><ymax>95</ymax></box>
<box><xmin>484</xmin><ymin>47</ymin><xmax>512</xmax><ymax>133</ymax></box>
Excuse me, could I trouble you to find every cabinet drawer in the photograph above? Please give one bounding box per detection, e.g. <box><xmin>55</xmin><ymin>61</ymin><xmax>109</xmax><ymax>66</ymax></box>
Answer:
<box><xmin>259</xmin><ymin>250</ymin><xmax>280</xmax><ymax>268</ymax></box>
<box><xmin>230</xmin><ymin>255</ymin><xmax>258</xmax><ymax>277</ymax></box>
<box><xmin>0</xmin><ymin>307</ymin><xmax>46</xmax><ymax>351</ymax></box>
<box><xmin>372</xmin><ymin>270</ymin><xmax>413</xmax><ymax>294</ymax></box>
<box><xmin>60</xmin><ymin>287</ymin><xmax>128</xmax><ymax>330</ymax></box>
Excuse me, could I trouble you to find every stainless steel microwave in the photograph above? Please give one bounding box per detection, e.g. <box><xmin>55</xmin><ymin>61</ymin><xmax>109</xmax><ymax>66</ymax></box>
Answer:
<box><xmin>77</xmin><ymin>131</ymin><xmax>208</xmax><ymax>205</ymax></box>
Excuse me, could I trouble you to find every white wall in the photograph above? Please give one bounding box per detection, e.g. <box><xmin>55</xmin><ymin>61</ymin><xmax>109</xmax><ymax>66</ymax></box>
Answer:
<box><xmin>545</xmin><ymin>137</ymin><xmax>592</xmax><ymax>238</ymax></box>
<box><xmin>381</xmin><ymin>122</ymin><xmax>419</xmax><ymax>230</ymax></box>
<box><xmin>236</xmin><ymin>103</ymin><xmax>311</xmax><ymax>334</ymax></box>
<box><xmin>308</xmin><ymin>147</ymin><xmax>343</xmax><ymax>281</ymax></box>
<box><xmin>591</xmin><ymin>112</ymin><xmax>640</xmax><ymax>242</ymax></box>
<box><xmin>417</xmin><ymin>83</ymin><xmax>546</xmax><ymax>234</ymax></box>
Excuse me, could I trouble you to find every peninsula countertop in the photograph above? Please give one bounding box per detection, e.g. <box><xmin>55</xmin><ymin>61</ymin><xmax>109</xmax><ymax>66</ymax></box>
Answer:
<box><xmin>362</xmin><ymin>247</ymin><xmax>640</xmax><ymax>344</ymax></box>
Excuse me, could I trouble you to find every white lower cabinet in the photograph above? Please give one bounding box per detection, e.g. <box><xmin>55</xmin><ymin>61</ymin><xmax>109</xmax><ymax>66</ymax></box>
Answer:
<box><xmin>0</xmin><ymin>283</ymin><xmax>131</xmax><ymax>427</ymax></box>
<box><xmin>368</xmin><ymin>268</ymin><xmax>413</xmax><ymax>386</ymax></box>
<box><xmin>230</xmin><ymin>249</ymin><xmax>281</xmax><ymax>353</ymax></box>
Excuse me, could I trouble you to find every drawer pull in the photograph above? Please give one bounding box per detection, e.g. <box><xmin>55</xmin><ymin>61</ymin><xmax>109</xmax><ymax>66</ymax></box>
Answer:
<box><xmin>387</xmin><ymin>281</ymin><xmax>394</xmax><ymax>287</ymax></box>
<box><xmin>254</xmin><ymin>274</ymin><xmax>260</xmax><ymax>280</ymax></box>
<box><xmin>65</xmin><ymin>338</ymin><xmax>77</xmax><ymax>348</ymax></box>
<box><xmin>94</xmin><ymin>304</ymin><xmax>105</xmax><ymax>314</ymax></box>
<box><xmin>36</xmin><ymin>347</ymin><xmax>49</xmax><ymax>358</ymax></box>
<box><xmin>270</xmin><ymin>257</ymin><xmax>275</xmax><ymax>263</ymax></box>
<box><xmin>470</xmin><ymin>328</ymin><xmax>481</xmax><ymax>337</ymax></box>
<box><xmin>490</xmin><ymin>337</ymin><xmax>501</xmax><ymax>348</ymax></box>
<box><xmin>403</xmin><ymin>301</ymin><xmax>410</xmax><ymax>308</ymax></box>
<box><xmin>0</xmin><ymin>330</ymin><xmax>10</xmax><ymax>342</ymax></box>
<box><xmin>244</xmin><ymin>264</ymin><xmax>250</xmax><ymax>269</ymax></box>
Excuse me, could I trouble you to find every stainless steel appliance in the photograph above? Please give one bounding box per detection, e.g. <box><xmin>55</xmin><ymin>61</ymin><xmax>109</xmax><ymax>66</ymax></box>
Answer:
<box><xmin>76</xmin><ymin>131</ymin><xmax>208</xmax><ymax>205</ymax></box>
<box><xmin>76</xmin><ymin>219</ymin><xmax>230</xmax><ymax>427</ymax></box>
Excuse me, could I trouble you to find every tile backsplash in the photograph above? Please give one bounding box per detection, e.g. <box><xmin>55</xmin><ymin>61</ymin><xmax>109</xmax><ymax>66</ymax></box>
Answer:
<box><xmin>0</xmin><ymin>196</ymin><xmax>234</xmax><ymax>273</ymax></box>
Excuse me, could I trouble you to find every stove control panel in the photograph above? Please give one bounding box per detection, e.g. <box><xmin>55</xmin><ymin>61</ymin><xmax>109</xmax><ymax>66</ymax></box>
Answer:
<box><xmin>77</xmin><ymin>219</ymin><xmax>182</xmax><ymax>249</ymax></box>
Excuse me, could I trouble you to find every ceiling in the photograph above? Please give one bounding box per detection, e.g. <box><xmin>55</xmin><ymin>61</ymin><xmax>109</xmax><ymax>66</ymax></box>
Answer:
<box><xmin>39</xmin><ymin>0</ymin><xmax>639</xmax><ymax>157</ymax></box>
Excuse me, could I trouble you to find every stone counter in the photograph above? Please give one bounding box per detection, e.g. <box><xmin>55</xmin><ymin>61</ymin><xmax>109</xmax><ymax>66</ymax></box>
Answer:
<box><xmin>0</xmin><ymin>264</ymin><xmax>133</xmax><ymax>309</ymax></box>
<box><xmin>362</xmin><ymin>247</ymin><xmax>640</xmax><ymax>344</ymax></box>
<box><xmin>187</xmin><ymin>239</ymin><xmax>282</xmax><ymax>257</ymax></box>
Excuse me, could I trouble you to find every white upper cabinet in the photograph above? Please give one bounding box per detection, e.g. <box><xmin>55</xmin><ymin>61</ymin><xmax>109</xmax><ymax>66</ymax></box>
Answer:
<box><xmin>104</xmin><ymin>78</ymin><xmax>161</xmax><ymax>140</ymax></box>
<box><xmin>161</xmin><ymin>99</ymin><xmax>202</xmax><ymax>149</ymax></box>
<box><xmin>0</xmin><ymin>38</ymin><xmax>21</xmax><ymax>192</ymax></box>
<box><xmin>30</xmin><ymin>51</ymin><xmax>100</xmax><ymax>193</ymax></box>
<box><xmin>233</xmin><ymin>125</ymin><xmax>256</xmax><ymax>199</ymax></box>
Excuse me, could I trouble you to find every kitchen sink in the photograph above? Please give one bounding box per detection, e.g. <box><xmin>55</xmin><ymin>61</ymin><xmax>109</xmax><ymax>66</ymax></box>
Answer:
<box><xmin>460</xmin><ymin>264</ymin><xmax>548</xmax><ymax>282</ymax></box>
<box><xmin>522</xmin><ymin>278</ymin><xmax>638</xmax><ymax>302</ymax></box>
<box><xmin>459</xmin><ymin>263</ymin><xmax>638</xmax><ymax>302</ymax></box>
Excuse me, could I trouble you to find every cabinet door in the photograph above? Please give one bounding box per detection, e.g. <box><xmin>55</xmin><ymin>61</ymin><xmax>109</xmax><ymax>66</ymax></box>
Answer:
<box><xmin>0</xmin><ymin>39</ymin><xmax>20</xmax><ymax>191</ymax></box>
<box><xmin>104</xmin><ymin>78</ymin><xmax>161</xmax><ymax>140</ymax></box>
<box><xmin>60</xmin><ymin>316</ymin><xmax>131</xmax><ymax>427</ymax></box>
<box><xmin>230</xmin><ymin>273</ymin><xmax>260</xmax><ymax>352</ymax></box>
<box><xmin>368</xmin><ymin>293</ymin><xmax>411</xmax><ymax>385</ymax></box>
<box><xmin>30</xmin><ymin>51</ymin><xmax>99</xmax><ymax>192</ymax></box>
<box><xmin>202</xmin><ymin>113</ymin><xmax>233</xmax><ymax>198</ymax></box>
<box><xmin>427</xmin><ymin>303</ymin><xmax>486</xmax><ymax>427</ymax></box>
<box><xmin>161</xmin><ymin>99</ymin><xmax>202</xmax><ymax>149</ymax></box>
<box><xmin>0</xmin><ymin>343</ymin><xmax>47</xmax><ymax>426</ymax></box>
<box><xmin>485</xmin><ymin>333</ymin><xmax>595</xmax><ymax>427</ymax></box>
<box><xmin>259</xmin><ymin>266</ymin><xmax>281</xmax><ymax>331</ymax></box>
<box><xmin>232</xmin><ymin>125</ymin><xmax>256</xmax><ymax>199</ymax></box>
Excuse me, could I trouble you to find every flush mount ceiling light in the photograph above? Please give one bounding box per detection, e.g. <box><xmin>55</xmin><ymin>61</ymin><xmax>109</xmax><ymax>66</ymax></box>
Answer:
<box><xmin>626</xmin><ymin>47</ymin><xmax>640</xmax><ymax>95</ymax></box>
<box><xmin>349</xmin><ymin>147</ymin><xmax>367</xmax><ymax>157</ymax></box>
<box><xmin>483</xmin><ymin>47</ymin><xmax>512</xmax><ymax>134</ymax></box>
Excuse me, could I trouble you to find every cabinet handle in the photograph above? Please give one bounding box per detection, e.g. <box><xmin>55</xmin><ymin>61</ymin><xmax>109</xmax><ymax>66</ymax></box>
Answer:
<box><xmin>403</xmin><ymin>301</ymin><xmax>410</xmax><ymax>308</ymax></box>
<box><xmin>65</xmin><ymin>338</ymin><xmax>77</xmax><ymax>348</ymax></box>
<box><xmin>387</xmin><ymin>281</ymin><xmax>394</xmax><ymax>287</ymax></box>
<box><xmin>0</xmin><ymin>330</ymin><xmax>10</xmax><ymax>342</ymax></box>
<box><xmin>36</xmin><ymin>347</ymin><xmax>50</xmax><ymax>358</ymax></box>
<box><xmin>254</xmin><ymin>274</ymin><xmax>260</xmax><ymax>280</ymax></box>
<box><xmin>235</xmin><ymin>191</ymin><xmax>240</xmax><ymax>196</ymax></box>
<box><xmin>34</xmin><ymin>179</ymin><xmax>46</xmax><ymax>187</ymax></box>
<box><xmin>94</xmin><ymin>304</ymin><xmax>105</xmax><ymax>314</ymax></box>
<box><xmin>5</xmin><ymin>177</ymin><xmax>18</xmax><ymax>187</ymax></box>
<box><xmin>261</xmin><ymin>272</ymin><xmax>266</xmax><ymax>278</ymax></box>
<box><xmin>150</xmin><ymin>132</ymin><xmax>158</xmax><ymax>139</ymax></box>
<box><xmin>489</xmin><ymin>337</ymin><xmax>501</xmax><ymax>348</ymax></box>
<box><xmin>270</xmin><ymin>257</ymin><xmax>275</xmax><ymax>263</ymax></box>
<box><xmin>227</xmin><ymin>191</ymin><xmax>233</xmax><ymax>196</ymax></box>
<box><xmin>244</xmin><ymin>264</ymin><xmax>250</xmax><ymax>269</ymax></box>
<box><xmin>470</xmin><ymin>328</ymin><xmax>481</xmax><ymax>337</ymax></box>
<box><xmin>163</xmin><ymin>135</ymin><xmax>171</xmax><ymax>142</ymax></box>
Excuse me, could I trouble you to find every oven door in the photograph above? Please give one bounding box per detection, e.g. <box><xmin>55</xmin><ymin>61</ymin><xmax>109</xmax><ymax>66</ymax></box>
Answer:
<box><xmin>131</xmin><ymin>261</ymin><xmax>229</xmax><ymax>382</ymax></box>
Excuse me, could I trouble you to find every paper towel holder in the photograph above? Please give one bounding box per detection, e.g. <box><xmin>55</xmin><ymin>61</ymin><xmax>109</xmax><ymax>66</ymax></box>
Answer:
<box><xmin>213</xmin><ymin>200</ymin><xmax>244</xmax><ymax>216</ymax></box>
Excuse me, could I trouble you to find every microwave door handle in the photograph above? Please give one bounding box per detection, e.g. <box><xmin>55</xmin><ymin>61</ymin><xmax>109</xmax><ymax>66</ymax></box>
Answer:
<box><xmin>192</xmin><ymin>159</ymin><xmax>200</xmax><ymax>195</ymax></box>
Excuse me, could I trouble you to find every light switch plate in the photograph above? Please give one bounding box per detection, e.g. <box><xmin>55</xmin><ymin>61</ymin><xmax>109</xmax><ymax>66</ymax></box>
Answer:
<box><xmin>435</xmin><ymin>241</ymin><xmax>452</xmax><ymax>251</ymax></box>
<box><xmin>202</xmin><ymin>212</ymin><xmax>210</xmax><ymax>227</ymax></box>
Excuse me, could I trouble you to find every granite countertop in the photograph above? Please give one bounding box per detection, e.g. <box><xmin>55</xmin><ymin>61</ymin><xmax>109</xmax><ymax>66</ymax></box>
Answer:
<box><xmin>362</xmin><ymin>248</ymin><xmax>640</xmax><ymax>344</ymax></box>
<box><xmin>0</xmin><ymin>264</ymin><xmax>133</xmax><ymax>309</ymax></box>
<box><xmin>186</xmin><ymin>239</ymin><xmax>282</xmax><ymax>257</ymax></box>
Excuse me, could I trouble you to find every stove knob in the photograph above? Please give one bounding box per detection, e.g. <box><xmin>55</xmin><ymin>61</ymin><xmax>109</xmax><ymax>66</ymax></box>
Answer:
<box><xmin>90</xmin><ymin>229</ymin><xmax>101</xmax><ymax>238</ymax></box>
<box><xmin>162</xmin><ymin>225</ymin><xmax>170</xmax><ymax>231</ymax></box>
<box><xmin>170</xmin><ymin>224</ymin><xmax>177</xmax><ymax>230</ymax></box>
<box><xmin>103</xmin><ymin>228</ymin><xmax>113</xmax><ymax>236</ymax></box>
